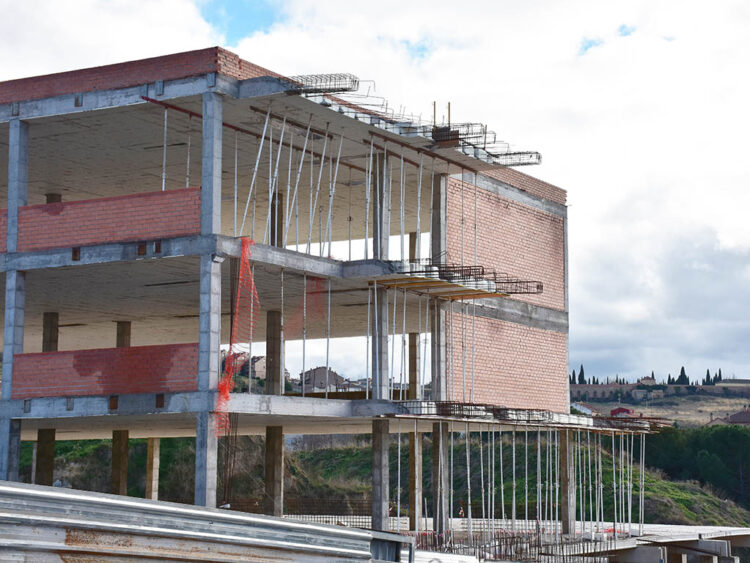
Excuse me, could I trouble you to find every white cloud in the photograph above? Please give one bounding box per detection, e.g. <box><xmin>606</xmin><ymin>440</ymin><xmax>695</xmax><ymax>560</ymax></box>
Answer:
<box><xmin>4</xmin><ymin>0</ymin><xmax>750</xmax><ymax>381</ymax></box>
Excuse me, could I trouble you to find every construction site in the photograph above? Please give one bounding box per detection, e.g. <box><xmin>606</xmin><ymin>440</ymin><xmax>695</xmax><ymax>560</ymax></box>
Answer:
<box><xmin>0</xmin><ymin>47</ymin><xmax>743</xmax><ymax>562</ymax></box>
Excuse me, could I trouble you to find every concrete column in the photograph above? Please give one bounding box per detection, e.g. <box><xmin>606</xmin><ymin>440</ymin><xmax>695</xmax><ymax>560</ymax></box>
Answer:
<box><xmin>2</xmin><ymin>270</ymin><xmax>25</xmax><ymax>402</ymax></box>
<box><xmin>431</xmin><ymin>422</ymin><xmax>450</xmax><ymax>535</ymax></box>
<box><xmin>429</xmin><ymin>175</ymin><xmax>447</xmax><ymax>402</ymax></box>
<box><xmin>111</xmin><ymin>429</ymin><xmax>129</xmax><ymax>495</ymax></box>
<box><xmin>408</xmin><ymin>431</ymin><xmax>422</xmax><ymax>531</ymax></box>
<box><xmin>266</xmin><ymin>310</ymin><xmax>283</xmax><ymax>395</ymax></box>
<box><xmin>145</xmin><ymin>437</ymin><xmax>160</xmax><ymax>500</ymax></box>
<box><xmin>35</xmin><ymin>428</ymin><xmax>56</xmax><ymax>486</ymax></box>
<box><xmin>264</xmin><ymin>426</ymin><xmax>284</xmax><ymax>516</ymax></box>
<box><xmin>372</xmin><ymin>419</ymin><xmax>390</xmax><ymax>531</ymax></box>
<box><xmin>560</xmin><ymin>430</ymin><xmax>576</xmax><ymax>535</ymax></box>
<box><xmin>195</xmin><ymin>411</ymin><xmax>218</xmax><ymax>507</ymax></box>
<box><xmin>372</xmin><ymin>154</ymin><xmax>390</xmax><ymax>261</ymax></box>
<box><xmin>7</xmin><ymin>119</ymin><xmax>28</xmax><ymax>253</ymax></box>
<box><xmin>198</xmin><ymin>255</ymin><xmax>221</xmax><ymax>391</ymax></box>
<box><xmin>0</xmin><ymin>418</ymin><xmax>21</xmax><ymax>481</ymax></box>
<box><xmin>201</xmin><ymin>91</ymin><xmax>222</xmax><ymax>236</ymax></box>
<box><xmin>371</xmin><ymin>285</ymin><xmax>389</xmax><ymax>400</ymax></box>
<box><xmin>270</xmin><ymin>192</ymin><xmax>284</xmax><ymax>248</ymax></box>
<box><xmin>116</xmin><ymin>321</ymin><xmax>131</xmax><ymax>348</ymax></box>
<box><xmin>42</xmin><ymin>312</ymin><xmax>58</xmax><ymax>352</ymax></box>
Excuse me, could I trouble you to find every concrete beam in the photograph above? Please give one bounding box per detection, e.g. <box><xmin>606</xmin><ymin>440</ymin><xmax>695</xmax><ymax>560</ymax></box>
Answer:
<box><xmin>145</xmin><ymin>437</ymin><xmax>160</xmax><ymax>500</ymax></box>
<box><xmin>264</xmin><ymin>426</ymin><xmax>284</xmax><ymax>516</ymax></box>
<box><xmin>371</xmin><ymin>419</ymin><xmax>390</xmax><ymax>531</ymax></box>
<box><xmin>0</xmin><ymin>74</ymin><xmax>241</xmax><ymax>123</ymax></box>
<box><xmin>194</xmin><ymin>411</ymin><xmax>217</xmax><ymax>507</ymax></box>
<box><xmin>35</xmin><ymin>428</ymin><xmax>55</xmax><ymax>486</ymax></box>
<box><xmin>0</xmin><ymin>418</ymin><xmax>21</xmax><ymax>481</ymax></box>
<box><xmin>111</xmin><ymin>429</ymin><xmax>129</xmax><ymax>495</ymax></box>
<box><xmin>472</xmin><ymin>299</ymin><xmax>569</xmax><ymax>333</ymax></box>
<box><xmin>469</xmin><ymin>172</ymin><xmax>567</xmax><ymax>217</ymax></box>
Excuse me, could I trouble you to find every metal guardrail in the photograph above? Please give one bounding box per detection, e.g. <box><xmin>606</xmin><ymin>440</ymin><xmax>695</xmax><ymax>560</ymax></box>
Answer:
<box><xmin>0</xmin><ymin>481</ymin><xmax>413</xmax><ymax>562</ymax></box>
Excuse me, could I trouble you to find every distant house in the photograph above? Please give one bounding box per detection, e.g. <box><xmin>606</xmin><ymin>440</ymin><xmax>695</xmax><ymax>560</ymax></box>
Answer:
<box><xmin>251</xmin><ymin>356</ymin><xmax>290</xmax><ymax>381</ymax></box>
<box><xmin>610</xmin><ymin>407</ymin><xmax>634</xmax><ymax>417</ymax></box>
<box><xmin>706</xmin><ymin>406</ymin><xmax>750</xmax><ymax>426</ymax></box>
<box><xmin>300</xmin><ymin>366</ymin><xmax>348</xmax><ymax>393</ymax></box>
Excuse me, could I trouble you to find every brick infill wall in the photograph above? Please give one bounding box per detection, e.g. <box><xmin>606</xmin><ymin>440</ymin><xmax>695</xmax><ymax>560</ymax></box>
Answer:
<box><xmin>12</xmin><ymin>343</ymin><xmax>198</xmax><ymax>399</ymax></box>
<box><xmin>14</xmin><ymin>187</ymin><xmax>200</xmax><ymax>252</ymax></box>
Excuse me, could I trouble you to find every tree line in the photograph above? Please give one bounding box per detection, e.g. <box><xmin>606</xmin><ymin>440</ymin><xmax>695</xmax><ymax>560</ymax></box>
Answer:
<box><xmin>569</xmin><ymin>364</ymin><xmax>725</xmax><ymax>386</ymax></box>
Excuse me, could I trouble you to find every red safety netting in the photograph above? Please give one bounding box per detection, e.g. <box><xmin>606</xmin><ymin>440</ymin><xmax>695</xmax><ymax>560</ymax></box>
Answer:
<box><xmin>216</xmin><ymin>238</ymin><xmax>260</xmax><ymax>436</ymax></box>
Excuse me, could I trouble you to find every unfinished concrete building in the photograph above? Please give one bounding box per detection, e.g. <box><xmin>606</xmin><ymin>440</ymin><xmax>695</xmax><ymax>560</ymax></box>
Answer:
<box><xmin>0</xmin><ymin>47</ymin><xmax>666</xmax><ymax>560</ymax></box>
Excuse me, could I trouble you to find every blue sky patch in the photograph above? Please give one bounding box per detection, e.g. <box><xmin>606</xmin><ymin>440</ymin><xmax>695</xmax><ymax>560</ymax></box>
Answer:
<box><xmin>401</xmin><ymin>39</ymin><xmax>431</xmax><ymax>61</ymax></box>
<box><xmin>617</xmin><ymin>24</ymin><xmax>636</xmax><ymax>37</ymax></box>
<box><xmin>578</xmin><ymin>37</ymin><xmax>604</xmax><ymax>55</ymax></box>
<box><xmin>200</xmin><ymin>0</ymin><xmax>281</xmax><ymax>45</ymax></box>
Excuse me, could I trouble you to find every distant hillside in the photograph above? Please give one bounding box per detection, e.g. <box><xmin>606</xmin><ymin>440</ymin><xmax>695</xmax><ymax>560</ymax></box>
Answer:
<box><xmin>17</xmin><ymin>429</ymin><xmax>750</xmax><ymax>527</ymax></box>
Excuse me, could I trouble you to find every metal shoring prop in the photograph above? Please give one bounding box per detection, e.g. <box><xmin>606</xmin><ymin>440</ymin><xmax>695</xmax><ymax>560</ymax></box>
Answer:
<box><xmin>460</xmin><ymin>169</ymin><xmax>465</xmax><ymax>267</ymax></box>
<box><xmin>555</xmin><ymin>430</ymin><xmax>560</xmax><ymax>542</ymax></box>
<box><xmin>325</xmin><ymin>278</ymin><xmax>331</xmax><ymax>398</ymax></box>
<box><xmin>161</xmin><ymin>108</ymin><xmax>168</xmax><ymax>191</ymax></box>
<box><xmin>461</xmin><ymin>302</ymin><xmax>467</xmax><ymax>403</ymax></box>
<box><xmin>612</xmin><ymin>431</ymin><xmax>618</xmax><ymax>544</ymax></box>
<box><xmin>422</xmin><ymin>295</ymin><xmax>429</xmax><ymax>400</ymax></box>
<box><xmin>365</xmin><ymin>285</ymin><xmax>371</xmax><ymax>400</ymax></box>
<box><xmin>240</xmin><ymin>108</ymin><xmax>269</xmax><ymax>238</ymax></box>
<box><xmin>450</xmin><ymin>423</ymin><xmax>454</xmax><ymax>536</ymax></box>
<box><xmin>364</xmin><ymin>137</ymin><xmax>373</xmax><ymax>260</ymax></box>
<box><xmin>628</xmin><ymin>433</ymin><xmax>634</xmax><ymax>536</ymax></box>
<box><xmin>428</xmin><ymin>158</ymin><xmax>435</xmax><ymax>261</ymax></box>
<box><xmin>280</xmin><ymin>268</ymin><xmax>285</xmax><ymax>394</ymax></box>
<box><xmin>479</xmin><ymin>424</ymin><xmax>485</xmax><ymax>537</ymax></box>
<box><xmin>537</xmin><ymin>430</ymin><xmax>542</xmax><ymax>528</ymax></box>
<box><xmin>347</xmin><ymin>169</ymin><xmax>352</xmax><ymax>260</ymax></box>
<box><xmin>490</xmin><ymin>426</ymin><xmax>496</xmax><ymax>537</ymax></box>
<box><xmin>248</xmin><ymin>264</ymin><xmax>255</xmax><ymax>394</ymax></box>
<box><xmin>499</xmin><ymin>428</ymin><xmax>506</xmax><ymax>529</ymax></box>
<box><xmin>390</xmin><ymin>288</ymin><xmax>397</xmax><ymax>400</ymax></box>
<box><xmin>397</xmin><ymin>419</ymin><xmax>402</xmax><ymax>532</ymax></box>
<box><xmin>373</xmin><ymin>280</ymin><xmax>379</xmax><ymax>399</ymax></box>
<box><xmin>599</xmin><ymin>432</ymin><xmax>605</xmax><ymax>537</ymax></box>
<box><xmin>639</xmin><ymin>433</ymin><xmax>645</xmax><ymax>536</ymax></box>
<box><xmin>307</xmin><ymin>137</ymin><xmax>314</xmax><ymax>252</ymax></box>
<box><xmin>387</xmin><ymin>156</ymin><xmax>393</xmax><ymax>259</ymax></box>
<box><xmin>185</xmin><ymin>115</ymin><xmax>192</xmax><ymax>187</ymax></box>
<box><xmin>400</xmin><ymin>288</ymin><xmax>407</xmax><ymax>397</ymax></box>
<box><xmin>465</xmin><ymin>422</ymin><xmax>473</xmax><ymax>540</ymax></box>
<box><xmin>438</xmin><ymin>421</ymin><xmax>446</xmax><ymax>539</ymax></box>
<box><xmin>511</xmin><ymin>429</ymin><xmax>516</xmax><ymax>533</ymax></box>
<box><xmin>264</xmin><ymin>117</ymin><xmax>286</xmax><ymax>245</ymax></box>
<box><xmin>578</xmin><ymin>429</ymin><xmax>583</xmax><ymax>536</ymax></box>
<box><xmin>414</xmin><ymin>418</ymin><xmax>419</xmax><ymax>534</ymax></box>
<box><xmin>525</xmin><ymin>428</ymin><xmax>529</xmax><ymax>532</ymax></box>
<box><xmin>306</xmin><ymin>125</ymin><xmax>330</xmax><ymax>254</ymax></box>
<box><xmin>588</xmin><ymin>430</ymin><xmax>594</xmax><ymax>536</ymax></box>
<box><xmin>323</xmin><ymin>135</ymin><xmax>344</xmax><ymax>257</ymax></box>
<box><xmin>415</xmin><ymin>154</ymin><xmax>423</xmax><ymax>260</ymax></box>
<box><xmin>283</xmin><ymin>116</ymin><xmax>312</xmax><ymax>247</ymax></box>
<box><xmin>545</xmin><ymin>430</ymin><xmax>550</xmax><ymax>533</ymax></box>
<box><xmin>302</xmin><ymin>273</ymin><xmax>307</xmax><ymax>398</ymax></box>
<box><xmin>233</xmin><ymin>131</ymin><xmax>238</xmax><ymax>237</ymax></box>
<box><xmin>620</xmin><ymin>432</ymin><xmax>625</xmax><ymax>530</ymax></box>
<box><xmin>448</xmin><ymin>301</ymin><xmax>454</xmax><ymax>401</ymax></box>
<box><xmin>471</xmin><ymin>172</ymin><xmax>477</xmax><ymax>403</ymax></box>
<box><xmin>399</xmin><ymin>148</ymin><xmax>405</xmax><ymax>261</ymax></box>
<box><xmin>284</xmin><ymin>132</ymin><xmax>293</xmax><ymax>247</ymax></box>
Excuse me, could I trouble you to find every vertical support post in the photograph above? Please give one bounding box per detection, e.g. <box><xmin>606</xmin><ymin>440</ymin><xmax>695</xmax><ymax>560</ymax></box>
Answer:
<box><xmin>407</xmin><ymin>232</ymin><xmax>422</xmax><ymax>531</ymax></box>
<box><xmin>7</xmin><ymin>119</ymin><xmax>28</xmax><ymax>253</ymax></box>
<box><xmin>266</xmin><ymin>311</ymin><xmax>283</xmax><ymax>395</ymax></box>
<box><xmin>111</xmin><ymin>429</ymin><xmax>129</xmax><ymax>495</ymax></box>
<box><xmin>195</xmin><ymin>411</ymin><xmax>218</xmax><ymax>507</ymax></box>
<box><xmin>35</xmin><ymin>312</ymin><xmax>59</xmax><ymax>485</ymax></box>
<box><xmin>35</xmin><ymin>428</ymin><xmax>55</xmax><ymax>486</ymax></box>
<box><xmin>116</xmin><ymin>321</ymin><xmax>131</xmax><ymax>348</ymax></box>
<box><xmin>430</xmin><ymin>174</ymin><xmax>448</xmax><ymax>402</ymax></box>
<box><xmin>264</xmin><ymin>426</ymin><xmax>284</xmax><ymax>516</ymax></box>
<box><xmin>432</xmin><ymin>422</ymin><xmax>450</xmax><ymax>535</ymax></box>
<box><xmin>0</xmin><ymin>418</ymin><xmax>21</xmax><ymax>482</ymax></box>
<box><xmin>372</xmin><ymin>154</ymin><xmax>390</xmax><ymax>261</ymax></box>
<box><xmin>145</xmin><ymin>437</ymin><xmax>160</xmax><ymax>500</ymax></box>
<box><xmin>270</xmin><ymin>192</ymin><xmax>284</xmax><ymax>248</ymax></box>
<box><xmin>560</xmin><ymin>429</ymin><xmax>576</xmax><ymax>535</ymax></box>
<box><xmin>371</xmin><ymin>154</ymin><xmax>390</xmax><ymax>401</ymax></box>
<box><xmin>372</xmin><ymin>418</ymin><xmax>390</xmax><ymax>531</ymax></box>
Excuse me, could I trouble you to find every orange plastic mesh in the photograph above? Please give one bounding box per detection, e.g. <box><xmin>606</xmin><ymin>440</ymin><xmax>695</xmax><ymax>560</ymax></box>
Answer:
<box><xmin>216</xmin><ymin>238</ymin><xmax>260</xmax><ymax>436</ymax></box>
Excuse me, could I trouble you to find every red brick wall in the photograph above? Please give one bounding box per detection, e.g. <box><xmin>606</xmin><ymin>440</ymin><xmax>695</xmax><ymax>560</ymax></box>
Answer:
<box><xmin>11</xmin><ymin>343</ymin><xmax>198</xmax><ymax>399</ymax></box>
<box><xmin>481</xmin><ymin>168</ymin><xmax>567</xmax><ymax>206</ymax></box>
<box><xmin>16</xmin><ymin>187</ymin><xmax>200</xmax><ymax>252</ymax></box>
<box><xmin>446</xmin><ymin>177</ymin><xmax>565</xmax><ymax>311</ymax></box>
<box><xmin>447</xmin><ymin>313</ymin><xmax>568</xmax><ymax>412</ymax></box>
<box><xmin>0</xmin><ymin>47</ymin><xmax>278</xmax><ymax>104</ymax></box>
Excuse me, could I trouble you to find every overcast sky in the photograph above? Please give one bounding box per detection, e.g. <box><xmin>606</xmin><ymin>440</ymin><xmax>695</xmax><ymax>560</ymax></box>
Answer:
<box><xmin>2</xmin><ymin>0</ymin><xmax>748</xmax><ymax>383</ymax></box>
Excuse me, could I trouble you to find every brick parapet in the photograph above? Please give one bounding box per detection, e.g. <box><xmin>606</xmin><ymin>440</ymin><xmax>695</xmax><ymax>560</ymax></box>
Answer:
<box><xmin>11</xmin><ymin>343</ymin><xmax>198</xmax><ymax>399</ymax></box>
